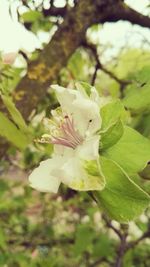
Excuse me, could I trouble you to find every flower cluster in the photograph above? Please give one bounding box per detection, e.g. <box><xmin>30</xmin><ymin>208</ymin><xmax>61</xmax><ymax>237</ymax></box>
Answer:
<box><xmin>29</xmin><ymin>84</ymin><xmax>105</xmax><ymax>193</ymax></box>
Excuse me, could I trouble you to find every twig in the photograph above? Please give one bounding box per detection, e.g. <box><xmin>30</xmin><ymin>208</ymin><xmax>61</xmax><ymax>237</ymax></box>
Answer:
<box><xmin>126</xmin><ymin>229</ymin><xmax>150</xmax><ymax>251</ymax></box>
<box><xmin>42</xmin><ymin>6</ymin><xmax>67</xmax><ymax>17</ymax></box>
<box><xmin>102</xmin><ymin>214</ymin><xmax>122</xmax><ymax>240</ymax></box>
<box><xmin>82</xmin><ymin>41</ymin><xmax>130</xmax><ymax>92</ymax></box>
<box><xmin>91</xmin><ymin>62</ymin><xmax>99</xmax><ymax>86</ymax></box>
<box><xmin>112</xmin><ymin>224</ymin><xmax>128</xmax><ymax>267</ymax></box>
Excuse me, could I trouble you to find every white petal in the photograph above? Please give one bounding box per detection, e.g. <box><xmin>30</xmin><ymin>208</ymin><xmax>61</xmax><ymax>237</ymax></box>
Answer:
<box><xmin>90</xmin><ymin>87</ymin><xmax>101</xmax><ymax>105</ymax></box>
<box><xmin>52</xmin><ymin>84</ymin><xmax>101</xmax><ymax>136</ymax></box>
<box><xmin>71</xmin><ymin>98</ymin><xmax>101</xmax><ymax>136</ymax></box>
<box><xmin>51</xmin><ymin>85</ymin><xmax>78</xmax><ymax>113</ymax></box>
<box><xmin>75</xmin><ymin>82</ymin><xmax>89</xmax><ymax>98</ymax></box>
<box><xmin>60</xmin><ymin>158</ymin><xmax>83</xmax><ymax>185</ymax></box>
<box><xmin>77</xmin><ymin>135</ymin><xmax>100</xmax><ymax>160</ymax></box>
<box><xmin>61</xmin><ymin>157</ymin><xmax>105</xmax><ymax>191</ymax></box>
<box><xmin>29</xmin><ymin>159</ymin><xmax>61</xmax><ymax>193</ymax></box>
<box><xmin>54</xmin><ymin>145</ymin><xmax>75</xmax><ymax>157</ymax></box>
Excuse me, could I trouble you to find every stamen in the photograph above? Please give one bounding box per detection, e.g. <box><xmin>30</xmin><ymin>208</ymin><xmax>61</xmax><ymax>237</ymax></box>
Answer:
<box><xmin>39</xmin><ymin>111</ymin><xmax>84</xmax><ymax>149</ymax></box>
<box><xmin>44</xmin><ymin>113</ymin><xmax>84</xmax><ymax>149</ymax></box>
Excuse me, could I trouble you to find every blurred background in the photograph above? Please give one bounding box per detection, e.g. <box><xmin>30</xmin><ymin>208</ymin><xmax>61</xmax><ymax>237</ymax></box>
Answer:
<box><xmin>0</xmin><ymin>0</ymin><xmax>150</xmax><ymax>266</ymax></box>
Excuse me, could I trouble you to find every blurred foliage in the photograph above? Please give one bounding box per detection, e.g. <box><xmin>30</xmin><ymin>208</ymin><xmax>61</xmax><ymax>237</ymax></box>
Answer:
<box><xmin>0</xmin><ymin>178</ymin><xmax>149</xmax><ymax>267</ymax></box>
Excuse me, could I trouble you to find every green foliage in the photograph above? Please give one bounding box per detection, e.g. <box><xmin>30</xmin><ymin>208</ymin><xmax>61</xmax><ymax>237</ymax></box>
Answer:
<box><xmin>110</xmin><ymin>49</ymin><xmax>150</xmax><ymax>79</ymax></box>
<box><xmin>103</xmin><ymin>126</ymin><xmax>150</xmax><ymax>174</ymax></box>
<box><xmin>94</xmin><ymin>157</ymin><xmax>150</xmax><ymax>222</ymax></box>
<box><xmin>100</xmin><ymin>100</ymin><xmax>126</xmax><ymax>130</ymax></box>
<box><xmin>21</xmin><ymin>11</ymin><xmax>42</xmax><ymax>23</ymax></box>
<box><xmin>74</xmin><ymin>224</ymin><xmax>94</xmax><ymax>255</ymax></box>
<box><xmin>123</xmin><ymin>83</ymin><xmax>150</xmax><ymax>112</ymax></box>
<box><xmin>1</xmin><ymin>95</ymin><xmax>29</xmax><ymax>134</ymax></box>
<box><xmin>93</xmin><ymin>233</ymin><xmax>114</xmax><ymax>258</ymax></box>
<box><xmin>123</xmin><ymin>66</ymin><xmax>150</xmax><ymax>113</ymax></box>
<box><xmin>100</xmin><ymin>119</ymin><xmax>124</xmax><ymax>150</ymax></box>
<box><xmin>100</xmin><ymin>100</ymin><xmax>126</xmax><ymax>150</ymax></box>
<box><xmin>20</xmin><ymin>10</ymin><xmax>53</xmax><ymax>34</ymax></box>
<box><xmin>67</xmin><ymin>49</ymin><xmax>93</xmax><ymax>82</ymax></box>
<box><xmin>0</xmin><ymin>112</ymin><xmax>29</xmax><ymax>150</ymax></box>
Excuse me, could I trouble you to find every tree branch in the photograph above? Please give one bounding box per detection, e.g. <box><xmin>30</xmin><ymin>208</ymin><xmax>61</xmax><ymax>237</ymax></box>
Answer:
<box><xmin>82</xmin><ymin>41</ymin><xmax>129</xmax><ymax>90</ymax></box>
<box><xmin>107</xmin><ymin>2</ymin><xmax>150</xmax><ymax>28</ymax></box>
<box><xmin>112</xmin><ymin>224</ymin><xmax>129</xmax><ymax>267</ymax></box>
<box><xmin>126</xmin><ymin>228</ymin><xmax>150</xmax><ymax>251</ymax></box>
<box><xmin>42</xmin><ymin>6</ymin><xmax>67</xmax><ymax>17</ymax></box>
<box><xmin>102</xmin><ymin>214</ymin><xmax>122</xmax><ymax>240</ymax></box>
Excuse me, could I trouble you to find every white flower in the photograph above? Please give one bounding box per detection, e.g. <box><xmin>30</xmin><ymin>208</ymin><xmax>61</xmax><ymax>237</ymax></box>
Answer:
<box><xmin>2</xmin><ymin>52</ymin><xmax>17</xmax><ymax>65</ymax></box>
<box><xmin>29</xmin><ymin>83</ymin><xmax>105</xmax><ymax>193</ymax></box>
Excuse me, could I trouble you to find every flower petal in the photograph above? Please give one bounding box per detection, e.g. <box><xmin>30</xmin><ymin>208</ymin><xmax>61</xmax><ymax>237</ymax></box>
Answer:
<box><xmin>61</xmin><ymin>157</ymin><xmax>105</xmax><ymax>191</ymax></box>
<box><xmin>77</xmin><ymin>135</ymin><xmax>100</xmax><ymax>160</ymax></box>
<box><xmin>71</xmin><ymin>98</ymin><xmax>101</xmax><ymax>136</ymax></box>
<box><xmin>90</xmin><ymin>87</ymin><xmax>101</xmax><ymax>105</ymax></box>
<box><xmin>52</xmin><ymin>84</ymin><xmax>101</xmax><ymax>136</ymax></box>
<box><xmin>29</xmin><ymin>159</ymin><xmax>61</xmax><ymax>193</ymax></box>
<box><xmin>51</xmin><ymin>85</ymin><xmax>78</xmax><ymax>113</ymax></box>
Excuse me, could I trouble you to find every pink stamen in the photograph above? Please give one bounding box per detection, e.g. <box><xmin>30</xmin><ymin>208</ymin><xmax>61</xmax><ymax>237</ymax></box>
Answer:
<box><xmin>51</xmin><ymin>115</ymin><xmax>83</xmax><ymax>149</ymax></box>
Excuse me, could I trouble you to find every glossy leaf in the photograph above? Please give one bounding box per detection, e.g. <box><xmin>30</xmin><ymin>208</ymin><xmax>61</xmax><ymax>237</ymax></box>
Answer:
<box><xmin>100</xmin><ymin>120</ymin><xmax>124</xmax><ymax>150</ymax></box>
<box><xmin>94</xmin><ymin>157</ymin><xmax>150</xmax><ymax>222</ymax></box>
<box><xmin>123</xmin><ymin>82</ymin><xmax>150</xmax><ymax>112</ymax></box>
<box><xmin>100</xmin><ymin>100</ymin><xmax>125</xmax><ymax>131</ymax></box>
<box><xmin>103</xmin><ymin>126</ymin><xmax>150</xmax><ymax>174</ymax></box>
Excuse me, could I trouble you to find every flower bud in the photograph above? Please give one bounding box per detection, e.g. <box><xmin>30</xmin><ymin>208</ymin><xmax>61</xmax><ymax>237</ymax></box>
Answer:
<box><xmin>2</xmin><ymin>52</ymin><xmax>17</xmax><ymax>65</ymax></box>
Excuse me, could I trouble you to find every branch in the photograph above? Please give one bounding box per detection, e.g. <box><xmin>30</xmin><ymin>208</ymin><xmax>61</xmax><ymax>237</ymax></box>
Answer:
<box><xmin>42</xmin><ymin>6</ymin><xmax>67</xmax><ymax>17</ymax></box>
<box><xmin>102</xmin><ymin>214</ymin><xmax>122</xmax><ymax>240</ymax></box>
<box><xmin>82</xmin><ymin>41</ymin><xmax>129</xmax><ymax>90</ymax></box>
<box><xmin>107</xmin><ymin>2</ymin><xmax>150</xmax><ymax>29</ymax></box>
<box><xmin>126</xmin><ymin>228</ymin><xmax>150</xmax><ymax>251</ymax></box>
<box><xmin>112</xmin><ymin>224</ymin><xmax>129</xmax><ymax>267</ymax></box>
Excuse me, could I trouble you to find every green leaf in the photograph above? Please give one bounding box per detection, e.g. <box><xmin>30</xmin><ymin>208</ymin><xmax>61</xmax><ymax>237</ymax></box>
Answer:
<box><xmin>93</xmin><ymin>234</ymin><xmax>114</xmax><ymax>258</ymax></box>
<box><xmin>100</xmin><ymin>100</ymin><xmax>125</xmax><ymax>131</ymax></box>
<box><xmin>74</xmin><ymin>224</ymin><xmax>94</xmax><ymax>255</ymax></box>
<box><xmin>103</xmin><ymin>126</ymin><xmax>150</xmax><ymax>174</ymax></box>
<box><xmin>68</xmin><ymin>49</ymin><xmax>92</xmax><ymax>82</ymax></box>
<box><xmin>0</xmin><ymin>112</ymin><xmax>29</xmax><ymax>150</ymax></box>
<box><xmin>0</xmin><ymin>180</ymin><xmax>9</xmax><ymax>195</ymax></box>
<box><xmin>100</xmin><ymin>120</ymin><xmax>124</xmax><ymax>150</ymax></box>
<box><xmin>1</xmin><ymin>95</ymin><xmax>29</xmax><ymax>133</ymax></box>
<box><xmin>94</xmin><ymin>157</ymin><xmax>150</xmax><ymax>222</ymax></box>
<box><xmin>123</xmin><ymin>82</ymin><xmax>150</xmax><ymax>112</ymax></box>
<box><xmin>21</xmin><ymin>10</ymin><xmax>42</xmax><ymax>23</ymax></box>
<box><xmin>134</xmin><ymin>65</ymin><xmax>150</xmax><ymax>84</ymax></box>
<box><xmin>0</xmin><ymin>229</ymin><xmax>7</xmax><ymax>250</ymax></box>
